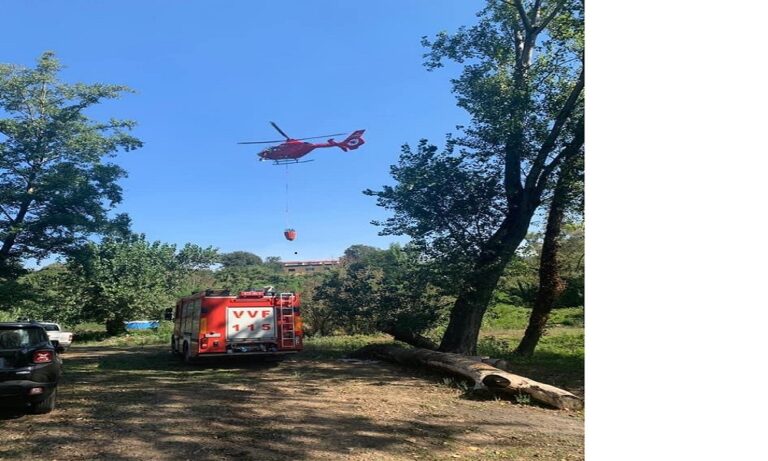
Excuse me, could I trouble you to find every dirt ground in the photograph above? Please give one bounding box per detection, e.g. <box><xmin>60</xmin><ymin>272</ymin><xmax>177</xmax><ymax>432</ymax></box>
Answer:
<box><xmin>0</xmin><ymin>345</ymin><xmax>583</xmax><ymax>461</ymax></box>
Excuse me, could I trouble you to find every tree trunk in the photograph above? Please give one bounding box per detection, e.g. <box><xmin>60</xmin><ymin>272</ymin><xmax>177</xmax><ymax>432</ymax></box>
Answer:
<box><xmin>0</xmin><ymin>193</ymin><xmax>35</xmax><ymax>261</ymax></box>
<box><xmin>439</xmin><ymin>200</ymin><xmax>536</xmax><ymax>355</ymax></box>
<box><xmin>106</xmin><ymin>317</ymin><xmax>126</xmax><ymax>336</ymax></box>
<box><xmin>515</xmin><ymin>158</ymin><xmax>577</xmax><ymax>357</ymax></box>
<box><xmin>355</xmin><ymin>344</ymin><xmax>583</xmax><ymax>410</ymax></box>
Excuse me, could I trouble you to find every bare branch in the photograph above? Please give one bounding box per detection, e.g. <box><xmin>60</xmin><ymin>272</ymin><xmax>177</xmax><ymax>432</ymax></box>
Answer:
<box><xmin>531</xmin><ymin>56</ymin><xmax>581</xmax><ymax>88</ymax></box>
<box><xmin>532</xmin><ymin>0</ymin><xmax>543</xmax><ymax>24</ymax></box>
<box><xmin>536</xmin><ymin>0</ymin><xmax>567</xmax><ymax>33</ymax></box>
<box><xmin>525</xmin><ymin>66</ymin><xmax>584</xmax><ymax>190</ymax></box>
<box><xmin>0</xmin><ymin>205</ymin><xmax>14</xmax><ymax>221</ymax></box>
<box><xmin>512</xmin><ymin>0</ymin><xmax>533</xmax><ymax>32</ymax></box>
<box><xmin>535</xmin><ymin>120</ymin><xmax>584</xmax><ymax>196</ymax></box>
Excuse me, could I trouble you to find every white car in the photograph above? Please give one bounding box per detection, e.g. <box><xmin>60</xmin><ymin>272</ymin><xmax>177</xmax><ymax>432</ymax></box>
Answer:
<box><xmin>38</xmin><ymin>322</ymin><xmax>73</xmax><ymax>351</ymax></box>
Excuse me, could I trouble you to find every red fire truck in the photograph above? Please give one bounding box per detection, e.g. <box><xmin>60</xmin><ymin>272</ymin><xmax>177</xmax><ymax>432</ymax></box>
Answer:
<box><xmin>166</xmin><ymin>288</ymin><xmax>303</xmax><ymax>362</ymax></box>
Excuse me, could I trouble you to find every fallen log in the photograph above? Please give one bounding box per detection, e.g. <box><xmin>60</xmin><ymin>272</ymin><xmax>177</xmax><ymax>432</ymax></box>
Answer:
<box><xmin>352</xmin><ymin>344</ymin><xmax>583</xmax><ymax>411</ymax></box>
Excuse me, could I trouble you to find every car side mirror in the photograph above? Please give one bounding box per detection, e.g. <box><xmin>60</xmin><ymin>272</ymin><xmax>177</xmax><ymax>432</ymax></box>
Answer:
<box><xmin>163</xmin><ymin>308</ymin><xmax>174</xmax><ymax>321</ymax></box>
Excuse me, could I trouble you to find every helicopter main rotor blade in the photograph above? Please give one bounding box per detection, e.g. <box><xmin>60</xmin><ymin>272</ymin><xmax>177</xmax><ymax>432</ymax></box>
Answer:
<box><xmin>295</xmin><ymin>133</ymin><xmax>347</xmax><ymax>141</ymax></box>
<box><xmin>270</xmin><ymin>121</ymin><xmax>291</xmax><ymax>140</ymax></box>
<box><xmin>237</xmin><ymin>140</ymin><xmax>284</xmax><ymax>144</ymax></box>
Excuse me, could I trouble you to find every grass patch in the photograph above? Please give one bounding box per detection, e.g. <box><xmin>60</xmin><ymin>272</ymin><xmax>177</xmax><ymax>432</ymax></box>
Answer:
<box><xmin>484</xmin><ymin>304</ymin><xmax>584</xmax><ymax>329</ymax></box>
<box><xmin>85</xmin><ymin>331</ymin><xmax>169</xmax><ymax>347</ymax></box>
<box><xmin>302</xmin><ymin>334</ymin><xmax>394</xmax><ymax>359</ymax></box>
<box><xmin>477</xmin><ymin>328</ymin><xmax>584</xmax><ymax>392</ymax></box>
<box><xmin>95</xmin><ymin>348</ymin><xmax>183</xmax><ymax>371</ymax></box>
<box><xmin>65</xmin><ymin>314</ymin><xmax>583</xmax><ymax>394</ymax></box>
<box><xmin>72</xmin><ymin>325</ymin><xmax>392</xmax><ymax>357</ymax></box>
<box><xmin>75</xmin><ymin>321</ymin><xmax>173</xmax><ymax>347</ymax></box>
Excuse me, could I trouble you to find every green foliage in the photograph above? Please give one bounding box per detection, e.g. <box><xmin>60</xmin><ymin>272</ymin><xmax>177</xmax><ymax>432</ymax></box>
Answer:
<box><xmin>478</xmin><ymin>330</ymin><xmax>584</xmax><ymax>363</ymax></box>
<box><xmin>0</xmin><ymin>52</ymin><xmax>141</xmax><ymax>266</ymax></box>
<box><xmin>0</xmin><ymin>259</ymin><xmax>29</xmax><ymax>310</ymax></box>
<box><xmin>483</xmin><ymin>305</ymin><xmax>537</xmax><ymax>330</ymax></box>
<box><xmin>558</xmin><ymin>275</ymin><xmax>584</xmax><ymax>308</ymax></box>
<box><xmin>555</xmin><ymin>221</ymin><xmax>585</xmax><ymax>307</ymax></box>
<box><xmin>6</xmin><ymin>245</ymin><xmax>306</xmax><ymax>335</ymax></box>
<box><xmin>294</xmin><ymin>272</ymin><xmax>336</xmax><ymax>336</ymax></box>
<box><xmin>483</xmin><ymin>305</ymin><xmax>583</xmax><ymax>330</ymax></box>
<box><xmin>218</xmin><ymin>251</ymin><xmax>263</xmax><ymax>268</ymax></box>
<box><xmin>370</xmin><ymin>244</ymin><xmax>453</xmax><ymax>338</ymax></box>
<box><xmin>514</xmin><ymin>393</ymin><xmax>532</xmax><ymax>405</ymax></box>
<box><xmin>441</xmin><ymin>377</ymin><xmax>471</xmax><ymax>394</ymax></box>
<box><xmin>549</xmin><ymin>308</ymin><xmax>584</xmax><ymax>327</ymax></box>
<box><xmin>78</xmin><ymin>321</ymin><xmax>174</xmax><ymax>347</ymax></box>
<box><xmin>477</xmin><ymin>329</ymin><xmax>584</xmax><ymax>387</ymax></box>
<box><xmin>313</xmin><ymin>244</ymin><xmax>452</xmax><ymax>339</ymax></box>
<box><xmin>67</xmin><ymin>234</ymin><xmax>217</xmax><ymax>333</ymax></box>
<box><xmin>420</xmin><ymin>0</ymin><xmax>583</xmax><ymax>190</ymax></box>
<box><xmin>15</xmin><ymin>263</ymin><xmax>82</xmax><ymax>324</ymax></box>
<box><xmin>502</xmin><ymin>280</ymin><xmax>540</xmax><ymax>308</ymax></box>
<box><xmin>495</xmin><ymin>221</ymin><xmax>584</xmax><ymax>308</ymax></box>
<box><xmin>342</xmin><ymin>244</ymin><xmax>380</xmax><ymax>262</ymax></box>
<box><xmin>315</xmin><ymin>257</ymin><xmax>383</xmax><ymax>334</ymax></box>
<box><xmin>262</xmin><ymin>256</ymin><xmax>284</xmax><ymax>273</ymax></box>
<box><xmin>0</xmin><ymin>310</ymin><xmax>19</xmax><ymax>321</ymax></box>
<box><xmin>524</xmin><ymin>222</ymin><xmax>584</xmax><ymax>281</ymax></box>
<box><xmin>364</xmin><ymin>140</ymin><xmax>505</xmax><ymax>292</ymax></box>
<box><xmin>173</xmin><ymin>268</ymin><xmax>216</xmax><ymax>299</ymax></box>
<box><xmin>364</xmin><ymin>1</ymin><xmax>584</xmax><ymax>353</ymax></box>
<box><xmin>366</xmin><ymin>1</ymin><xmax>584</xmax><ymax>280</ymax></box>
<box><xmin>214</xmin><ymin>264</ymin><xmax>296</xmax><ymax>293</ymax></box>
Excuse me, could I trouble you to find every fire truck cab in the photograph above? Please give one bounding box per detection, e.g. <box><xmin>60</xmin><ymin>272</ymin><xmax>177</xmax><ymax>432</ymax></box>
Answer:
<box><xmin>167</xmin><ymin>288</ymin><xmax>303</xmax><ymax>362</ymax></box>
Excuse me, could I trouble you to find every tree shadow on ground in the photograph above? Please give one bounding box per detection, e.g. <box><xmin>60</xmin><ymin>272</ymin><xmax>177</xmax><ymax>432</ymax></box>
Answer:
<box><xmin>1</xmin><ymin>345</ymin><xmax>584</xmax><ymax>460</ymax></box>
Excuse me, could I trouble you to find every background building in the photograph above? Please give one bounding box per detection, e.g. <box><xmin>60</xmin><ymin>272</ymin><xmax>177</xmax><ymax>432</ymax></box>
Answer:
<box><xmin>282</xmin><ymin>260</ymin><xmax>339</xmax><ymax>275</ymax></box>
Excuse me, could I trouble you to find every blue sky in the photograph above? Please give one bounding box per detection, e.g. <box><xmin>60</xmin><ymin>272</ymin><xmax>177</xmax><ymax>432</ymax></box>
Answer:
<box><xmin>2</xmin><ymin>1</ymin><xmax>479</xmax><ymax>262</ymax></box>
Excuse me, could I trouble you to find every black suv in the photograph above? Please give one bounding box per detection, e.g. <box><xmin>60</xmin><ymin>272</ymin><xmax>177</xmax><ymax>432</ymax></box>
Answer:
<box><xmin>0</xmin><ymin>322</ymin><xmax>63</xmax><ymax>414</ymax></box>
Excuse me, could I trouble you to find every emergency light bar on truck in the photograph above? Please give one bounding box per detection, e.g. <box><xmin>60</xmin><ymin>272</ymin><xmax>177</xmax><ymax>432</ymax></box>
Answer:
<box><xmin>166</xmin><ymin>288</ymin><xmax>303</xmax><ymax>363</ymax></box>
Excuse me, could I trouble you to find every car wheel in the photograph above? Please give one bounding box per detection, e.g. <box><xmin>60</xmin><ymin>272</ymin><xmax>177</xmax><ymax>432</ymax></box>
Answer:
<box><xmin>30</xmin><ymin>387</ymin><xmax>57</xmax><ymax>414</ymax></box>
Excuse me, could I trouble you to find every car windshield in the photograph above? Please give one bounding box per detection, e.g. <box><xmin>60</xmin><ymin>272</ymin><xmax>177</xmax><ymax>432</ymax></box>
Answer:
<box><xmin>41</xmin><ymin>324</ymin><xmax>59</xmax><ymax>331</ymax></box>
<box><xmin>0</xmin><ymin>328</ymin><xmax>48</xmax><ymax>349</ymax></box>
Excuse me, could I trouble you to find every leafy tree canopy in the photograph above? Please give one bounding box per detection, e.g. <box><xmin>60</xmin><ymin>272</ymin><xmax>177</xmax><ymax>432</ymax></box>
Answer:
<box><xmin>214</xmin><ymin>264</ymin><xmax>299</xmax><ymax>293</ymax></box>
<box><xmin>219</xmin><ymin>251</ymin><xmax>263</xmax><ymax>268</ymax></box>
<box><xmin>315</xmin><ymin>243</ymin><xmax>451</xmax><ymax>345</ymax></box>
<box><xmin>14</xmin><ymin>263</ymin><xmax>82</xmax><ymax>325</ymax></box>
<box><xmin>496</xmin><ymin>220</ymin><xmax>584</xmax><ymax>308</ymax></box>
<box><xmin>367</xmin><ymin>0</ymin><xmax>584</xmax><ymax>262</ymax></box>
<box><xmin>365</xmin><ymin>139</ymin><xmax>505</xmax><ymax>289</ymax></box>
<box><xmin>68</xmin><ymin>234</ymin><xmax>217</xmax><ymax>333</ymax></box>
<box><xmin>0</xmin><ymin>52</ymin><xmax>141</xmax><ymax>268</ymax></box>
<box><xmin>366</xmin><ymin>0</ymin><xmax>584</xmax><ymax>354</ymax></box>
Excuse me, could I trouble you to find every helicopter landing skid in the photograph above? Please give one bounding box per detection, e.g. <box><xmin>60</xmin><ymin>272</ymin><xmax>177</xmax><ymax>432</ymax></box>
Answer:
<box><xmin>272</xmin><ymin>159</ymin><xmax>315</xmax><ymax>165</ymax></box>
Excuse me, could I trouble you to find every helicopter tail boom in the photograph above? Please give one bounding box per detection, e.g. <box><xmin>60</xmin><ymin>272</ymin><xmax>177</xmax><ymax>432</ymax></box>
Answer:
<box><xmin>332</xmin><ymin>130</ymin><xmax>366</xmax><ymax>152</ymax></box>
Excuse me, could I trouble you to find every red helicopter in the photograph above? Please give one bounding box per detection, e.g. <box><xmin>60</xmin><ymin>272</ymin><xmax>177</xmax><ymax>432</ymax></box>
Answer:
<box><xmin>238</xmin><ymin>122</ymin><xmax>366</xmax><ymax>165</ymax></box>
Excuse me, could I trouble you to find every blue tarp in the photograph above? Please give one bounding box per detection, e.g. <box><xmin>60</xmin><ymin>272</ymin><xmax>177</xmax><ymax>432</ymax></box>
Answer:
<box><xmin>124</xmin><ymin>320</ymin><xmax>159</xmax><ymax>330</ymax></box>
